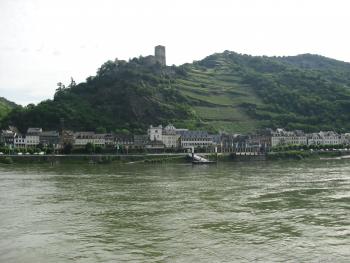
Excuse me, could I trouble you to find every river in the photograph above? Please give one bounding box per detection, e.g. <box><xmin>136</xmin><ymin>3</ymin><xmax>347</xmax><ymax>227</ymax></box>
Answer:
<box><xmin>0</xmin><ymin>160</ymin><xmax>349</xmax><ymax>262</ymax></box>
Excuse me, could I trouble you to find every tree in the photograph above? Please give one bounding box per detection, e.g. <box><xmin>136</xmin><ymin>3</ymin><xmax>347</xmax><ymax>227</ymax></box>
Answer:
<box><xmin>85</xmin><ymin>142</ymin><xmax>95</xmax><ymax>154</ymax></box>
<box><xmin>56</xmin><ymin>82</ymin><xmax>66</xmax><ymax>92</ymax></box>
<box><xmin>96</xmin><ymin>127</ymin><xmax>107</xmax><ymax>133</ymax></box>
<box><xmin>95</xmin><ymin>146</ymin><xmax>103</xmax><ymax>153</ymax></box>
<box><xmin>68</xmin><ymin>77</ymin><xmax>76</xmax><ymax>88</ymax></box>
<box><xmin>63</xmin><ymin>143</ymin><xmax>73</xmax><ymax>154</ymax></box>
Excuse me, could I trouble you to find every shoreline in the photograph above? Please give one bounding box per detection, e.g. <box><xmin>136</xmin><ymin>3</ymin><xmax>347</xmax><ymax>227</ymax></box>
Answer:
<box><xmin>0</xmin><ymin>151</ymin><xmax>348</xmax><ymax>165</ymax></box>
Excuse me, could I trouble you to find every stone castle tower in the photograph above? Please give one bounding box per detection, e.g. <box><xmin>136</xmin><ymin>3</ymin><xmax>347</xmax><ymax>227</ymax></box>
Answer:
<box><xmin>154</xmin><ymin>45</ymin><xmax>166</xmax><ymax>66</ymax></box>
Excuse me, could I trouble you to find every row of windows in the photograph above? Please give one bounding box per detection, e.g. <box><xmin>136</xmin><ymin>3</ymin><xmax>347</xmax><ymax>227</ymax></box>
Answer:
<box><xmin>182</xmin><ymin>143</ymin><xmax>212</xmax><ymax>146</ymax></box>
<box><xmin>182</xmin><ymin>139</ymin><xmax>211</xmax><ymax>142</ymax></box>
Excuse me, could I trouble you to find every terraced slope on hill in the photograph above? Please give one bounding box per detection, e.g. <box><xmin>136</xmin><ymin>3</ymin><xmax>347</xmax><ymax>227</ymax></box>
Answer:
<box><xmin>173</xmin><ymin>56</ymin><xmax>265</xmax><ymax>133</ymax></box>
<box><xmin>174</xmin><ymin>51</ymin><xmax>350</xmax><ymax>133</ymax></box>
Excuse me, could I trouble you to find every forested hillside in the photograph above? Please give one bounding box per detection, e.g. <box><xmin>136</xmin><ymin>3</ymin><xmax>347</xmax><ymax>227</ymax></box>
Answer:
<box><xmin>0</xmin><ymin>97</ymin><xmax>18</xmax><ymax>120</ymax></box>
<box><xmin>2</xmin><ymin>51</ymin><xmax>350</xmax><ymax>133</ymax></box>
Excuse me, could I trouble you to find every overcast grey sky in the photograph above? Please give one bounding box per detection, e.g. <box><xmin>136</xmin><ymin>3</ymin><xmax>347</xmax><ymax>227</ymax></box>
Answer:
<box><xmin>1</xmin><ymin>0</ymin><xmax>349</xmax><ymax>105</ymax></box>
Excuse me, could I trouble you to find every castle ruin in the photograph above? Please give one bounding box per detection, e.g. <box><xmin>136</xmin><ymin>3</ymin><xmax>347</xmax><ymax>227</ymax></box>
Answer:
<box><xmin>154</xmin><ymin>45</ymin><xmax>166</xmax><ymax>66</ymax></box>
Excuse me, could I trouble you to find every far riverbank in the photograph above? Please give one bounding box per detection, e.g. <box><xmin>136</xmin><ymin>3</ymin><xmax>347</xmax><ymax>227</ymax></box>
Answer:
<box><xmin>0</xmin><ymin>150</ymin><xmax>349</xmax><ymax>165</ymax></box>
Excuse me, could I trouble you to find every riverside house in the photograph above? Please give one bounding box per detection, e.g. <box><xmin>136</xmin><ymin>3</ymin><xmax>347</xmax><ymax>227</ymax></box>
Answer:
<box><xmin>1</xmin><ymin>128</ymin><xmax>16</xmax><ymax>146</ymax></box>
<box><xmin>147</xmin><ymin>124</ymin><xmax>185</xmax><ymax>149</ymax></box>
<box><xmin>73</xmin><ymin>132</ymin><xmax>106</xmax><ymax>147</ymax></box>
<box><xmin>14</xmin><ymin>133</ymin><xmax>26</xmax><ymax>148</ymax></box>
<box><xmin>133</xmin><ymin>134</ymin><xmax>149</xmax><ymax>149</ymax></box>
<box><xmin>307</xmin><ymin>131</ymin><xmax>341</xmax><ymax>146</ymax></box>
<box><xmin>40</xmin><ymin>131</ymin><xmax>60</xmax><ymax>148</ymax></box>
<box><xmin>162</xmin><ymin>124</ymin><xmax>181</xmax><ymax>148</ymax></box>
<box><xmin>25</xmin><ymin>128</ymin><xmax>42</xmax><ymax>147</ymax></box>
<box><xmin>178</xmin><ymin>130</ymin><xmax>213</xmax><ymax>149</ymax></box>
<box><xmin>115</xmin><ymin>134</ymin><xmax>134</xmax><ymax>147</ymax></box>
<box><xmin>270</xmin><ymin>128</ymin><xmax>307</xmax><ymax>147</ymax></box>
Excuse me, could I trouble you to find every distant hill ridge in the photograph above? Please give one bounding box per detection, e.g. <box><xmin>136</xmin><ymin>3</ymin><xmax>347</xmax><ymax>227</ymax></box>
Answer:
<box><xmin>2</xmin><ymin>49</ymin><xmax>350</xmax><ymax>133</ymax></box>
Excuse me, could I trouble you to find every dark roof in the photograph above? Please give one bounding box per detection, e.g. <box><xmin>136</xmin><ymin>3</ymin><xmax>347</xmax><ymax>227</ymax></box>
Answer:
<box><xmin>179</xmin><ymin>131</ymin><xmax>210</xmax><ymax>139</ymax></box>
<box><xmin>40</xmin><ymin>131</ymin><xmax>59</xmax><ymax>137</ymax></box>
<box><xmin>27</xmin><ymin>128</ymin><xmax>42</xmax><ymax>134</ymax></box>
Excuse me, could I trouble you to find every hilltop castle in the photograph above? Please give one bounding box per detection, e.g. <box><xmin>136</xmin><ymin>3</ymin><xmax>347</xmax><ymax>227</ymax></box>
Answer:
<box><xmin>154</xmin><ymin>45</ymin><xmax>166</xmax><ymax>66</ymax></box>
<box><xmin>143</xmin><ymin>45</ymin><xmax>166</xmax><ymax>66</ymax></box>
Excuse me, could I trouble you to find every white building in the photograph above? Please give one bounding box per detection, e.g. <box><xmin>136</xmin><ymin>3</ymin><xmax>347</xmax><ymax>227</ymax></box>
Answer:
<box><xmin>162</xmin><ymin>125</ymin><xmax>180</xmax><ymax>148</ymax></box>
<box><xmin>25</xmin><ymin>135</ymin><xmax>40</xmax><ymax>147</ymax></box>
<box><xmin>307</xmin><ymin>131</ymin><xmax>341</xmax><ymax>145</ymax></box>
<box><xmin>162</xmin><ymin>134</ymin><xmax>180</xmax><ymax>148</ymax></box>
<box><xmin>162</xmin><ymin>124</ymin><xmax>180</xmax><ymax>148</ymax></box>
<box><xmin>271</xmin><ymin>129</ymin><xmax>307</xmax><ymax>147</ymax></box>
<box><xmin>147</xmin><ymin>124</ymin><xmax>186</xmax><ymax>148</ymax></box>
<box><xmin>320</xmin><ymin>131</ymin><xmax>341</xmax><ymax>145</ymax></box>
<box><xmin>179</xmin><ymin>131</ymin><xmax>213</xmax><ymax>149</ymax></box>
<box><xmin>14</xmin><ymin>134</ymin><xmax>26</xmax><ymax>148</ymax></box>
<box><xmin>148</xmin><ymin>125</ymin><xmax>163</xmax><ymax>142</ymax></box>
<box><xmin>25</xmin><ymin>127</ymin><xmax>42</xmax><ymax>147</ymax></box>
<box><xmin>307</xmin><ymin>133</ymin><xmax>323</xmax><ymax>145</ymax></box>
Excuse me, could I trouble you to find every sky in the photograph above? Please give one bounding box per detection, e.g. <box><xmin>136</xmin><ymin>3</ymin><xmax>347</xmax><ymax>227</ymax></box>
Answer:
<box><xmin>0</xmin><ymin>0</ymin><xmax>350</xmax><ymax>106</ymax></box>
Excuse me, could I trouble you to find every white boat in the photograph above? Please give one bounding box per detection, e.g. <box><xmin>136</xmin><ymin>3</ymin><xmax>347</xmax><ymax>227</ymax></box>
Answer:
<box><xmin>188</xmin><ymin>153</ymin><xmax>217</xmax><ymax>164</ymax></box>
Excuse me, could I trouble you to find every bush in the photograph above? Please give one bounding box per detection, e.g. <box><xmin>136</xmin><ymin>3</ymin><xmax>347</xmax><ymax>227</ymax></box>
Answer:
<box><xmin>0</xmin><ymin>157</ymin><xmax>13</xmax><ymax>164</ymax></box>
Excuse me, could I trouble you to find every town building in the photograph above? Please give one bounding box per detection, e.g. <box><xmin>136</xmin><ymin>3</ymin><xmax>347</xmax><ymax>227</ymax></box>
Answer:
<box><xmin>133</xmin><ymin>134</ymin><xmax>149</xmax><ymax>149</ymax></box>
<box><xmin>115</xmin><ymin>134</ymin><xmax>134</xmax><ymax>147</ymax></box>
<box><xmin>178</xmin><ymin>130</ymin><xmax>213</xmax><ymax>149</ymax></box>
<box><xmin>40</xmin><ymin>131</ymin><xmax>60</xmax><ymax>148</ymax></box>
<box><xmin>1</xmin><ymin>129</ymin><xmax>16</xmax><ymax>146</ymax></box>
<box><xmin>25</xmin><ymin>128</ymin><xmax>42</xmax><ymax>147</ymax></box>
<box><xmin>61</xmin><ymin>130</ymin><xmax>74</xmax><ymax>146</ymax></box>
<box><xmin>14</xmin><ymin>134</ymin><xmax>26</xmax><ymax>148</ymax></box>
<box><xmin>148</xmin><ymin>125</ymin><xmax>163</xmax><ymax>142</ymax></box>
<box><xmin>148</xmin><ymin>124</ymin><xmax>188</xmax><ymax>149</ymax></box>
<box><xmin>248</xmin><ymin>133</ymin><xmax>272</xmax><ymax>151</ymax></box>
<box><xmin>74</xmin><ymin>132</ymin><xmax>105</xmax><ymax>147</ymax></box>
<box><xmin>341</xmin><ymin>133</ymin><xmax>350</xmax><ymax>145</ymax></box>
<box><xmin>211</xmin><ymin>134</ymin><xmax>222</xmax><ymax>146</ymax></box>
<box><xmin>103</xmin><ymin>134</ymin><xmax>116</xmax><ymax>147</ymax></box>
<box><xmin>162</xmin><ymin>124</ymin><xmax>180</xmax><ymax>148</ymax></box>
<box><xmin>145</xmin><ymin>140</ymin><xmax>165</xmax><ymax>150</ymax></box>
<box><xmin>307</xmin><ymin>131</ymin><xmax>341</xmax><ymax>145</ymax></box>
<box><xmin>270</xmin><ymin>128</ymin><xmax>307</xmax><ymax>147</ymax></box>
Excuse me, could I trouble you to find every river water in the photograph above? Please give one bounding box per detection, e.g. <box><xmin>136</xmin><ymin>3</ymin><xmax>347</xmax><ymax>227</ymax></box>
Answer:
<box><xmin>0</xmin><ymin>160</ymin><xmax>349</xmax><ymax>262</ymax></box>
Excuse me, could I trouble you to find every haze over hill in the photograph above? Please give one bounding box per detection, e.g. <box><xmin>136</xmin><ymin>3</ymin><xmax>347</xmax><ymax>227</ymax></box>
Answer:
<box><xmin>2</xmin><ymin>49</ymin><xmax>350</xmax><ymax>134</ymax></box>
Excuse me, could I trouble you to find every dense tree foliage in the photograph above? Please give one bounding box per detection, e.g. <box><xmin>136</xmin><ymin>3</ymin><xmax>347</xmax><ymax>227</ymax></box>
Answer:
<box><xmin>2</xmin><ymin>52</ymin><xmax>350</xmax><ymax>133</ymax></box>
<box><xmin>2</xmin><ymin>58</ymin><xmax>194</xmax><ymax>133</ymax></box>
<box><xmin>0</xmin><ymin>97</ymin><xmax>18</xmax><ymax>120</ymax></box>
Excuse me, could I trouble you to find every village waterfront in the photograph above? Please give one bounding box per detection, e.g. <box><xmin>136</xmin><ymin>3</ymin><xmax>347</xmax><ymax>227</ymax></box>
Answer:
<box><xmin>0</xmin><ymin>159</ymin><xmax>349</xmax><ymax>262</ymax></box>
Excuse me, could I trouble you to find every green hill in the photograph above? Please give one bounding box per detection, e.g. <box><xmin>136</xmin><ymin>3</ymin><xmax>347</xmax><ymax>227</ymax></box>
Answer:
<box><xmin>3</xmin><ymin>51</ymin><xmax>350</xmax><ymax>133</ymax></box>
<box><xmin>0</xmin><ymin>97</ymin><xmax>18</xmax><ymax>120</ymax></box>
